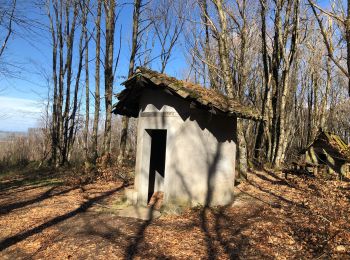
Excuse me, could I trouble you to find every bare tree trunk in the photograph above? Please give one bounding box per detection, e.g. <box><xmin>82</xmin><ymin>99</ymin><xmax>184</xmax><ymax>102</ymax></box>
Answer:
<box><xmin>68</xmin><ymin>23</ymin><xmax>84</xmax><ymax>158</ymax></box>
<box><xmin>47</xmin><ymin>1</ymin><xmax>58</xmax><ymax>166</ymax></box>
<box><xmin>254</xmin><ymin>0</ymin><xmax>272</xmax><ymax>162</ymax></box>
<box><xmin>269</xmin><ymin>0</ymin><xmax>282</xmax><ymax>164</ymax></box>
<box><xmin>199</xmin><ymin>0</ymin><xmax>217</xmax><ymax>89</ymax></box>
<box><xmin>237</xmin><ymin>120</ymin><xmax>248</xmax><ymax>178</ymax></box>
<box><xmin>347</xmin><ymin>0</ymin><xmax>350</xmax><ymax>97</ymax></box>
<box><xmin>61</xmin><ymin>2</ymin><xmax>78</xmax><ymax>165</ymax></box>
<box><xmin>83</xmin><ymin>0</ymin><xmax>90</xmax><ymax>163</ymax></box>
<box><xmin>103</xmin><ymin>0</ymin><xmax>116</xmax><ymax>155</ymax></box>
<box><xmin>47</xmin><ymin>0</ymin><xmax>84</xmax><ymax>166</ymax></box>
<box><xmin>57</xmin><ymin>1</ymin><xmax>64</xmax><ymax>166</ymax></box>
<box><xmin>49</xmin><ymin>0</ymin><xmax>66</xmax><ymax>166</ymax></box>
<box><xmin>118</xmin><ymin>0</ymin><xmax>142</xmax><ymax>165</ymax></box>
<box><xmin>67</xmin><ymin>2</ymin><xmax>84</xmax><ymax>161</ymax></box>
<box><xmin>307</xmin><ymin>74</ymin><xmax>313</xmax><ymax>144</ymax></box>
<box><xmin>236</xmin><ymin>0</ymin><xmax>249</xmax><ymax>178</ymax></box>
<box><xmin>213</xmin><ymin>0</ymin><xmax>234</xmax><ymax>97</ymax></box>
<box><xmin>274</xmin><ymin>73</ymin><xmax>289</xmax><ymax>167</ymax></box>
<box><xmin>91</xmin><ymin>0</ymin><xmax>102</xmax><ymax>164</ymax></box>
<box><xmin>274</xmin><ymin>0</ymin><xmax>299</xmax><ymax>168</ymax></box>
<box><xmin>320</xmin><ymin>56</ymin><xmax>331</xmax><ymax>129</ymax></box>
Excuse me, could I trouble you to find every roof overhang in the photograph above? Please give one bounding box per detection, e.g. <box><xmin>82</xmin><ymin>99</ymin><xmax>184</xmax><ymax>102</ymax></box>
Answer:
<box><xmin>112</xmin><ymin>68</ymin><xmax>265</xmax><ymax>121</ymax></box>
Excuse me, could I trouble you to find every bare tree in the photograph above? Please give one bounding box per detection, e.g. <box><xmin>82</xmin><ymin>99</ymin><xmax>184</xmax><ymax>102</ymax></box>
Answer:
<box><xmin>61</xmin><ymin>1</ymin><xmax>79</xmax><ymax>164</ymax></box>
<box><xmin>3</xmin><ymin>0</ymin><xmax>350</xmax><ymax>176</ymax></box>
<box><xmin>91</xmin><ymin>0</ymin><xmax>102</xmax><ymax>164</ymax></box>
<box><xmin>46</xmin><ymin>0</ymin><xmax>59</xmax><ymax>166</ymax></box>
<box><xmin>212</xmin><ymin>0</ymin><xmax>234</xmax><ymax>97</ymax></box>
<box><xmin>253</xmin><ymin>0</ymin><xmax>301</xmax><ymax>167</ymax></box>
<box><xmin>118</xmin><ymin>0</ymin><xmax>143</xmax><ymax>165</ymax></box>
<box><xmin>273</xmin><ymin>0</ymin><xmax>300</xmax><ymax>167</ymax></box>
<box><xmin>197</xmin><ymin>0</ymin><xmax>254</xmax><ymax>178</ymax></box>
<box><xmin>148</xmin><ymin>0</ymin><xmax>185</xmax><ymax>73</ymax></box>
<box><xmin>102</xmin><ymin>0</ymin><xmax>116</xmax><ymax>155</ymax></box>
<box><xmin>254</xmin><ymin>0</ymin><xmax>273</xmax><ymax>161</ymax></box>
<box><xmin>308</xmin><ymin>0</ymin><xmax>350</xmax><ymax>97</ymax></box>
<box><xmin>81</xmin><ymin>0</ymin><xmax>90</xmax><ymax>164</ymax></box>
<box><xmin>0</xmin><ymin>0</ymin><xmax>16</xmax><ymax>59</ymax></box>
<box><xmin>46</xmin><ymin>0</ymin><xmax>85</xmax><ymax>166</ymax></box>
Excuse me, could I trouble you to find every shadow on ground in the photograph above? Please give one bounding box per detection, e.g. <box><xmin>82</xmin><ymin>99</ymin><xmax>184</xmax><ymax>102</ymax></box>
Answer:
<box><xmin>0</xmin><ymin>168</ymin><xmax>349</xmax><ymax>259</ymax></box>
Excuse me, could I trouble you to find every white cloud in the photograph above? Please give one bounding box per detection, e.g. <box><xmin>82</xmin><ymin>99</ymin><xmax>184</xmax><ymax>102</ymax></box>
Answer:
<box><xmin>0</xmin><ymin>96</ymin><xmax>43</xmax><ymax>132</ymax></box>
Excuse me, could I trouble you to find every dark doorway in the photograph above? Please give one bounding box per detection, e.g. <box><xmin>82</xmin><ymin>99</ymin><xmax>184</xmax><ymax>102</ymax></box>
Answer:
<box><xmin>318</xmin><ymin>153</ymin><xmax>327</xmax><ymax>163</ymax></box>
<box><xmin>147</xmin><ymin>129</ymin><xmax>167</xmax><ymax>202</ymax></box>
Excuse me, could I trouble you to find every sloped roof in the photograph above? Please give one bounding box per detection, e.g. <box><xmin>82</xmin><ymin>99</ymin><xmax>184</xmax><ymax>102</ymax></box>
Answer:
<box><xmin>304</xmin><ymin>129</ymin><xmax>350</xmax><ymax>162</ymax></box>
<box><xmin>112</xmin><ymin>67</ymin><xmax>263</xmax><ymax>121</ymax></box>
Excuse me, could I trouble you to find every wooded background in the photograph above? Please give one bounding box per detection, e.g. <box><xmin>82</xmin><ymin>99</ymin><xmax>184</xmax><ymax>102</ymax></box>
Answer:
<box><xmin>1</xmin><ymin>0</ymin><xmax>350</xmax><ymax>176</ymax></box>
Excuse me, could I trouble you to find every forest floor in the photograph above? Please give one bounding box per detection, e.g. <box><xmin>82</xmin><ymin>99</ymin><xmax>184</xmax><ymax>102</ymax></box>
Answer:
<box><xmin>0</xmin><ymin>165</ymin><xmax>350</xmax><ymax>259</ymax></box>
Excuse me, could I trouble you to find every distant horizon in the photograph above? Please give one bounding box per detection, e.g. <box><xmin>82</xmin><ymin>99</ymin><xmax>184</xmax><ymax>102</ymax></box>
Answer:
<box><xmin>0</xmin><ymin>96</ymin><xmax>42</xmax><ymax>132</ymax></box>
<box><xmin>0</xmin><ymin>129</ymin><xmax>27</xmax><ymax>133</ymax></box>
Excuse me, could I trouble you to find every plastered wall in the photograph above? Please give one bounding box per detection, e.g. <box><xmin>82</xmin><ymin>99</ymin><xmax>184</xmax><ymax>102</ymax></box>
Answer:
<box><xmin>134</xmin><ymin>88</ymin><xmax>237</xmax><ymax>206</ymax></box>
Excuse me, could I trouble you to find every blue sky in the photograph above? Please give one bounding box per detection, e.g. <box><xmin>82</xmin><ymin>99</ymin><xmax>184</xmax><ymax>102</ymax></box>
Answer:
<box><xmin>0</xmin><ymin>0</ymin><xmax>188</xmax><ymax>132</ymax></box>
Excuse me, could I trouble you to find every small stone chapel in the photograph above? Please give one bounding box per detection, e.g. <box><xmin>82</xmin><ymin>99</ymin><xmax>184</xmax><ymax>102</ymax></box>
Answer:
<box><xmin>112</xmin><ymin>67</ymin><xmax>261</xmax><ymax>207</ymax></box>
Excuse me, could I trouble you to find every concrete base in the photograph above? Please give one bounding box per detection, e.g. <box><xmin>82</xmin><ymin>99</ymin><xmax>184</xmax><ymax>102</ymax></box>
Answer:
<box><xmin>116</xmin><ymin>206</ymin><xmax>161</xmax><ymax>220</ymax></box>
<box><xmin>125</xmin><ymin>189</ymin><xmax>138</xmax><ymax>205</ymax></box>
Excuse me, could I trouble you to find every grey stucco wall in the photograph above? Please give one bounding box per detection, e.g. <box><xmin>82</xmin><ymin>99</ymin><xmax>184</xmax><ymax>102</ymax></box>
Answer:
<box><xmin>134</xmin><ymin>88</ymin><xmax>237</xmax><ymax>207</ymax></box>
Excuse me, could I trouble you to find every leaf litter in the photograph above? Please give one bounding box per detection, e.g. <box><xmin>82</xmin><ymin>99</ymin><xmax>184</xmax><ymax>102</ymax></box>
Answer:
<box><xmin>0</xmin><ymin>168</ymin><xmax>349</xmax><ymax>259</ymax></box>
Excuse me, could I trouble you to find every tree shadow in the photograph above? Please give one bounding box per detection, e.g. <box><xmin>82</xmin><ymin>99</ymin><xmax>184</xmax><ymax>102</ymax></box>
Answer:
<box><xmin>0</xmin><ymin>166</ymin><xmax>60</xmax><ymax>193</ymax></box>
<box><xmin>0</xmin><ymin>186</ymin><xmax>78</xmax><ymax>215</ymax></box>
<box><xmin>234</xmin><ymin>186</ymin><xmax>280</xmax><ymax>208</ymax></box>
<box><xmin>124</xmin><ymin>199</ymin><xmax>160</xmax><ymax>259</ymax></box>
<box><xmin>0</xmin><ymin>182</ymin><xmax>56</xmax><ymax>196</ymax></box>
<box><xmin>253</xmin><ymin>170</ymin><xmax>298</xmax><ymax>190</ymax></box>
<box><xmin>0</xmin><ymin>184</ymin><xmax>127</xmax><ymax>251</ymax></box>
<box><xmin>199</xmin><ymin>143</ymin><xmax>222</xmax><ymax>259</ymax></box>
<box><xmin>213</xmin><ymin>206</ymin><xmax>272</xmax><ymax>259</ymax></box>
<box><xmin>246</xmin><ymin>178</ymin><xmax>305</xmax><ymax>209</ymax></box>
<box><xmin>198</xmin><ymin>144</ymin><xmax>270</xmax><ymax>258</ymax></box>
<box><xmin>263</xmin><ymin>168</ymin><xmax>306</xmax><ymax>188</ymax></box>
